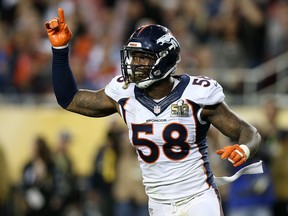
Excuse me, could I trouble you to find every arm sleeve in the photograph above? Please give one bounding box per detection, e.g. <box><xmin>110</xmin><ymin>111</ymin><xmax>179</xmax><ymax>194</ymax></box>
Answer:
<box><xmin>52</xmin><ymin>47</ymin><xmax>78</xmax><ymax>108</ymax></box>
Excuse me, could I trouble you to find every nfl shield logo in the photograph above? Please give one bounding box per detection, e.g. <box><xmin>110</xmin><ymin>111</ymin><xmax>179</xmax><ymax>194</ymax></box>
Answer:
<box><xmin>154</xmin><ymin>105</ymin><xmax>161</xmax><ymax>114</ymax></box>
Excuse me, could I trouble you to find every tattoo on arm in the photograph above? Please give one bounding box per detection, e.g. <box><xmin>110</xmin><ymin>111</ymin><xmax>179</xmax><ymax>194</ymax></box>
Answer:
<box><xmin>202</xmin><ymin>102</ymin><xmax>261</xmax><ymax>157</ymax></box>
<box><xmin>66</xmin><ymin>89</ymin><xmax>118</xmax><ymax>117</ymax></box>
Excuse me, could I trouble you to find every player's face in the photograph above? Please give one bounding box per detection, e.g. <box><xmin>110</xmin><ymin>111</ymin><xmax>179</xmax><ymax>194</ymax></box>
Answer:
<box><xmin>130</xmin><ymin>52</ymin><xmax>156</xmax><ymax>83</ymax></box>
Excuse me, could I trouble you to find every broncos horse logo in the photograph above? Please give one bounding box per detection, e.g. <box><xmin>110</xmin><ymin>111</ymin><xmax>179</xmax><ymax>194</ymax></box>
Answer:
<box><xmin>156</xmin><ymin>33</ymin><xmax>179</xmax><ymax>50</ymax></box>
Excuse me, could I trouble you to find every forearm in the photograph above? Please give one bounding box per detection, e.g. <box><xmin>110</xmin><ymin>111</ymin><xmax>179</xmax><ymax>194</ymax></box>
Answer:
<box><xmin>238</xmin><ymin>124</ymin><xmax>261</xmax><ymax>158</ymax></box>
<box><xmin>204</xmin><ymin>102</ymin><xmax>261</xmax><ymax>160</ymax></box>
<box><xmin>52</xmin><ymin>46</ymin><xmax>78</xmax><ymax>108</ymax></box>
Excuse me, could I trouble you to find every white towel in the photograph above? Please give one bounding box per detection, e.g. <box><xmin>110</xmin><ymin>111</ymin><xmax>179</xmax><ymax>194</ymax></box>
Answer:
<box><xmin>214</xmin><ymin>160</ymin><xmax>263</xmax><ymax>186</ymax></box>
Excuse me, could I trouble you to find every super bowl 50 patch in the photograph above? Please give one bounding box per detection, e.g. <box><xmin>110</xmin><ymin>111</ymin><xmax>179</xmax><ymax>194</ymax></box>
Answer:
<box><xmin>171</xmin><ymin>99</ymin><xmax>190</xmax><ymax>117</ymax></box>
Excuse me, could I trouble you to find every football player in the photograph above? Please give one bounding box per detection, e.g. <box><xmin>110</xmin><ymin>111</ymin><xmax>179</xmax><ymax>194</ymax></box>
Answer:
<box><xmin>45</xmin><ymin>8</ymin><xmax>261</xmax><ymax>216</ymax></box>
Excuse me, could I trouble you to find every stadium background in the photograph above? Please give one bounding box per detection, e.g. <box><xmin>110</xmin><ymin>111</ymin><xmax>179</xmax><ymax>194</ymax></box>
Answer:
<box><xmin>0</xmin><ymin>0</ymin><xmax>288</xmax><ymax>215</ymax></box>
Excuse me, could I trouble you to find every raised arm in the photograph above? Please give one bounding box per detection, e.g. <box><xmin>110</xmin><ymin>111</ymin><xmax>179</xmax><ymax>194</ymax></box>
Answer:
<box><xmin>45</xmin><ymin>8</ymin><xmax>118</xmax><ymax>117</ymax></box>
<box><xmin>202</xmin><ymin>102</ymin><xmax>261</xmax><ymax>166</ymax></box>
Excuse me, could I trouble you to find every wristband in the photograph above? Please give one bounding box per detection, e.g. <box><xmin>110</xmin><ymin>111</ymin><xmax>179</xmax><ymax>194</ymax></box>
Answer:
<box><xmin>53</xmin><ymin>44</ymin><xmax>69</xmax><ymax>49</ymax></box>
<box><xmin>240</xmin><ymin>144</ymin><xmax>250</xmax><ymax>159</ymax></box>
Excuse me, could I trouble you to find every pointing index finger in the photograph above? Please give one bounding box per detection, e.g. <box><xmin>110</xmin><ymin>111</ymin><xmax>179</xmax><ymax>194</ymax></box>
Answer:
<box><xmin>58</xmin><ymin>8</ymin><xmax>65</xmax><ymax>23</ymax></box>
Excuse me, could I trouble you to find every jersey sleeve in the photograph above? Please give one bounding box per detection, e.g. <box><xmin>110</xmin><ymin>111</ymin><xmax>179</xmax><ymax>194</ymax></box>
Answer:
<box><xmin>189</xmin><ymin>76</ymin><xmax>225</xmax><ymax>106</ymax></box>
<box><xmin>104</xmin><ymin>75</ymin><xmax>123</xmax><ymax>102</ymax></box>
<box><xmin>105</xmin><ymin>75</ymin><xmax>134</xmax><ymax>102</ymax></box>
<box><xmin>204</xmin><ymin>80</ymin><xmax>225</xmax><ymax>106</ymax></box>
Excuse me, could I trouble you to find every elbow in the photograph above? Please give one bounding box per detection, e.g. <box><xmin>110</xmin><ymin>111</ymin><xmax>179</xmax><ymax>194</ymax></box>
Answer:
<box><xmin>55</xmin><ymin>93</ymin><xmax>77</xmax><ymax>109</ymax></box>
<box><xmin>57</xmin><ymin>100</ymin><xmax>71</xmax><ymax>109</ymax></box>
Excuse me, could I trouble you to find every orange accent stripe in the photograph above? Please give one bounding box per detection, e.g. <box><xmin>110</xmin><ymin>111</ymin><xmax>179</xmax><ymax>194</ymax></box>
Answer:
<box><xmin>136</xmin><ymin>24</ymin><xmax>152</xmax><ymax>36</ymax></box>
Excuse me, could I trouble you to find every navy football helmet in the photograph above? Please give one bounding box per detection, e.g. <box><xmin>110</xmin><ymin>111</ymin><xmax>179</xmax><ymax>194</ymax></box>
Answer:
<box><xmin>121</xmin><ymin>24</ymin><xmax>181</xmax><ymax>89</ymax></box>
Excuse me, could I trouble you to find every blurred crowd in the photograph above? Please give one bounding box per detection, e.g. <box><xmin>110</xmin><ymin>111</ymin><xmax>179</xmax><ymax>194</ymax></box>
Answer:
<box><xmin>1</xmin><ymin>0</ymin><xmax>288</xmax><ymax>216</ymax></box>
<box><xmin>0</xmin><ymin>0</ymin><xmax>288</xmax><ymax>96</ymax></box>
<box><xmin>0</xmin><ymin>122</ymin><xmax>149</xmax><ymax>216</ymax></box>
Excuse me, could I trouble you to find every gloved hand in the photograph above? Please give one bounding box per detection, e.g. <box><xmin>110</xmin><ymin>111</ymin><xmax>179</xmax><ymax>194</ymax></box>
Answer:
<box><xmin>45</xmin><ymin>8</ymin><xmax>72</xmax><ymax>47</ymax></box>
<box><xmin>216</xmin><ymin>144</ymin><xmax>250</xmax><ymax>167</ymax></box>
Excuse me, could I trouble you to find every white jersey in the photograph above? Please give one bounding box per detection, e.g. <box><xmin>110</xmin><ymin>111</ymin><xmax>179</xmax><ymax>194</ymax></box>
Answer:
<box><xmin>105</xmin><ymin>74</ymin><xmax>225</xmax><ymax>202</ymax></box>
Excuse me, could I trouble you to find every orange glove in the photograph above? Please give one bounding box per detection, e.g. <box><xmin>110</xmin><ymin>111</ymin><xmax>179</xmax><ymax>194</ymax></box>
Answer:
<box><xmin>45</xmin><ymin>8</ymin><xmax>72</xmax><ymax>47</ymax></box>
<box><xmin>216</xmin><ymin>144</ymin><xmax>250</xmax><ymax>167</ymax></box>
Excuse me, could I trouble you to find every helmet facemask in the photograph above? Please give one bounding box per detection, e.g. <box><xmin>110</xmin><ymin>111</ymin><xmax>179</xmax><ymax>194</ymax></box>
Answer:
<box><xmin>121</xmin><ymin>47</ymin><xmax>179</xmax><ymax>89</ymax></box>
<box><xmin>121</xmin><ymin>48</ymin><xmax>157</xmax><ymax>89</ymax></box>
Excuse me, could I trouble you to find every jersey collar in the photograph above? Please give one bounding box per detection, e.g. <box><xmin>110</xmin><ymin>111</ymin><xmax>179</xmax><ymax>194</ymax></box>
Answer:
<box><xmin>134</xmin><ymin>74</ymin><xmax>190</xmax><ymax>116</ymax></box>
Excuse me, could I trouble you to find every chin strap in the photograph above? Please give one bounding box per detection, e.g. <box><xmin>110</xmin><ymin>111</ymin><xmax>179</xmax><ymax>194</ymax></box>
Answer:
<box><xmin>122</xmin><ymin>80</ymin><xmax>129</xmax><ymax>89</ymax></box>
